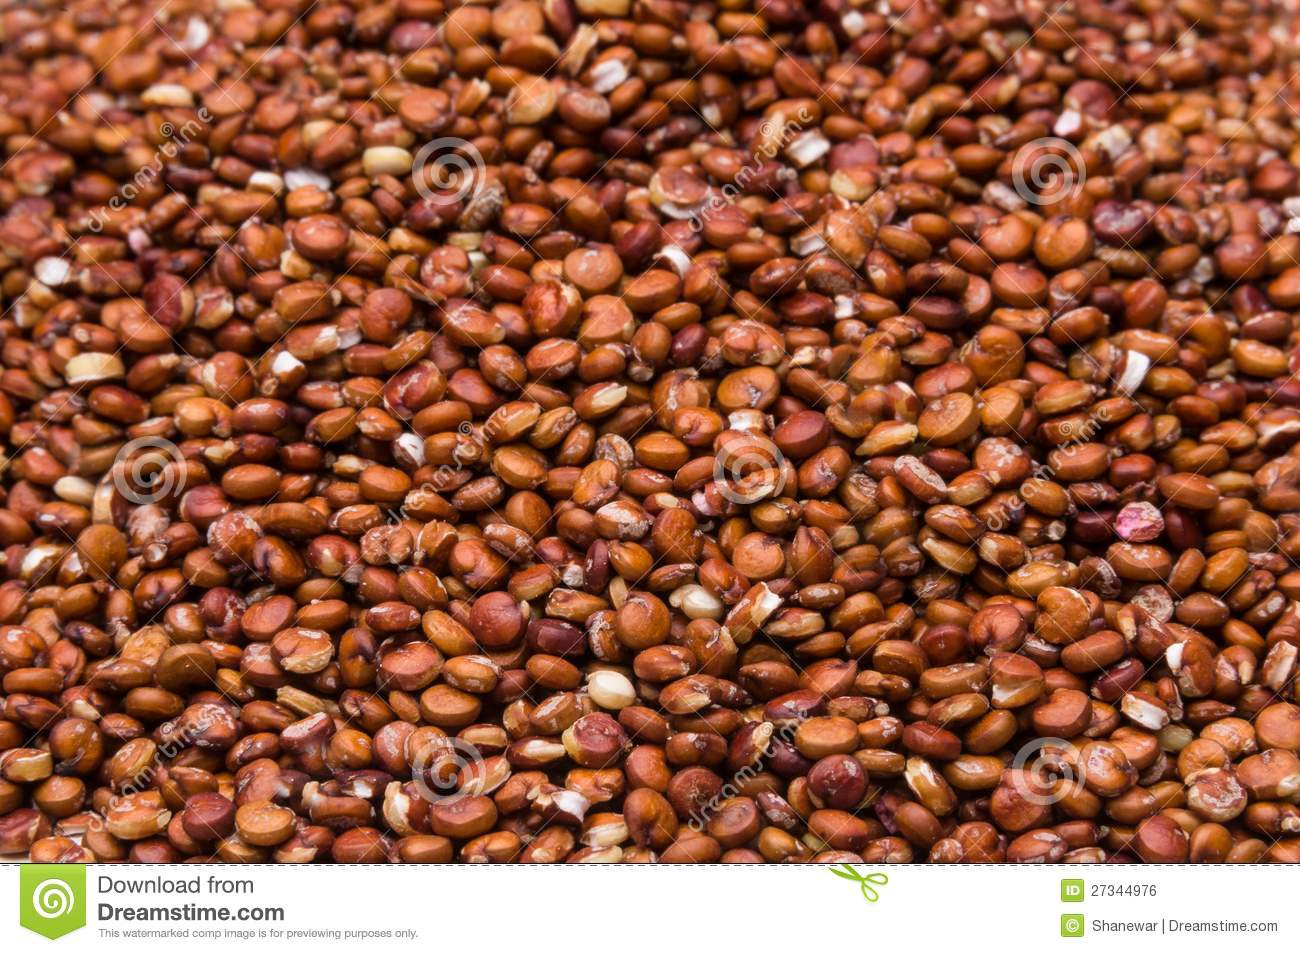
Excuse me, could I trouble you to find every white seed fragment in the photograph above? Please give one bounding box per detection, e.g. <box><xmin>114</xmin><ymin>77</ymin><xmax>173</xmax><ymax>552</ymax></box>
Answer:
<box><xmin>583</xmin><ymin>383</ymin><xmax>627</xmax><ymax>416</ymax></box>
<box><xmin>785</xmin><ymin>130</ymin><xmax>830</xmax><ymax>168</ymax></box>
<box><xmin>655</xmin><ymin>245</ymin><xmax>692</xmax><ymax>276</ymax></box>
<box><xmin>182</xmin><ymin>16</ymin><xmax>211</xmax><ymax>51</ymax></box>
<box><xmin>586</xmin><ymin>670</ymin><xmax>636</xmax><ymax>709</ymax></box>
<box><xmin>393</xmin><ymin>432</ymin><xmax>425</xmax><ymax>468</ymax></box>
<box><xmin>284</xmin><ymin>168</ymin><xmax>332</xmax><ymax>191</ymax></box>
<box><xmin>669</xmin><ymin>584</ymin><xmax>724</xmax><ymax>620</ymax></box>
<box><xmin>840</xmin><ymin>11</ymin><xmax>867</xmax><ymax>37</ymax></box>
<box><xmin>247</xmin><ymin>170</ymin><xmax>284</xmax><ymax>194</ymax></box>
<box><xmin>34</xmin><ymin>257</ymin><xmax>72</xmax><ymax>287</ymax></box>
<box><xmin>1116</xmin><ymin>349</ymin><xmax>1151</xmax><ymax>394</ymax></box>
<box><xmin>589</xmin><ymin>58</ymin><xmax>629</xmax><ymax>94</ymax></box>
<box><xmin>1121</xmin><ymin>693</ymin><xmax>1170</xmax><ymax>730</ymax></box>
<box><xmin>1094</xmin><ymin>123</ymin><xmax>1133</xmax><ymax>160</ymax></box>
<box><xmin>790</xmin><ymin>229</ymin><xmax>826</xmax><ymax>256</ymax></box>
<box><xmin>270</xmin><ymin>349</ymin><xmax>305</xmax><ymax>377</ymax></box>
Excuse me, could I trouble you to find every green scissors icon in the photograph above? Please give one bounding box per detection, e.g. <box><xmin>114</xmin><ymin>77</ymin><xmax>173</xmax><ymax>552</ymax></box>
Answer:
<box><xmin>829</xmin><ymin>865</ymin><xmax>889</xmax><ymax>903</ymax></box>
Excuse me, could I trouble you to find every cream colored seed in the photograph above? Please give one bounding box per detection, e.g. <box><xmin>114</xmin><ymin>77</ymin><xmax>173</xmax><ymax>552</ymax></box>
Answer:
<box><xmin>247</xmin><ymin>171</ymin><xmax>284</xmax><ymax>194</ymax></box>
<box><xmin>582</xmin><ymin>383</ymin><xmax>626</xmax><ymax>416</ymax></box>
<box><xmin>34</xmin><ymin>256</ymin><xmax>72</xmax><ymax>286</ymax></box>
<box><xmin>279</xmin><ymin>249</ymin><xmax>315</xmax><ymax>280</ymax></box>
<box><xmin>581</xmin><ymin>817</ymin><xmax>629</xmax><ymax>847</ymax></box>
<box><xmin>63</xmin><ymin>351</ymin><xmax>126</xmax><ymax>384</ymax></box>
<box><xmin>24</xmin><ymin>282</ymin><xmax>59</xmax><ymax>309</ymax></box>
<box><xmin>589</xmin><ymin>58</ymin><xmax>628</xmax><ymax>94</ymax></box>
<box><xmin>141</xmin><ymin>83</ymin><xmax>194</xmax><ymax>107</ymax></box>
<box><xmin>363</xmin><ymin>146</ymin><xmax>414</xmax><ymax>177</ymax></box>
<box><xmin>669</xmin><ymin>584</ymin><xmax>724</xmax><ymax>620</ymax></box>
<box><xmin>284</xmin><ymin>168</ymin><xmax>331</xmax><ymax>191</ymax></box>
<box><xmin>300</xmin><ymin>120</ymin><xmax>335</xmax><ymax>147</ymax></box>
<box><xmin>506</xmin><ymin>76</ymin><xmax>557</xmax><ymax>125</ymax></box>
<box><xmin>586</xmin><ymin>669</ymin><xmax>636</xmax><ymax>709</ymax></box>
<box><xmin>561</xmin><ymin>24</ymin><xmax>599</xmax><ymax>75</ymax></box>
<box><xmin>786</xmin><ymin>130</ymin><xmax>830</xmax><ymax>168</ymax></box>
<box><xmin>571</xmin><ymin>846</ymin><xmax>623</xmax><ymax>863</ymax></box>
<box><xmin>830</xmin><ymin>169</ymin><xmax>877</xmax><ymax>201</ymax></box>
<box><xmin>54</xmin><ymin>476</ymin><xmax>95</xmax><ymax>506</ymax></box>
